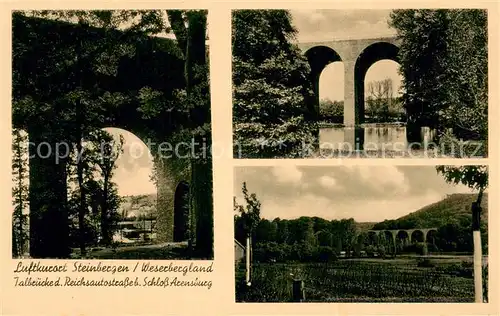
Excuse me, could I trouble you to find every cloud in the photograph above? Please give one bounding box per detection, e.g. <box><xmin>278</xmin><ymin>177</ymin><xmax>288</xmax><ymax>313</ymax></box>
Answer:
<box><xmin>309</xmin><ymin>11</ymin><xmax>326</xmax><ymax>24</ymax></box>
<box><xmin>235</xmin><ymin>165</ymin><xmax>474</xmax><ymax>222</ymax></box>
<box><xmin>102</xmin><ymin>128</ymin><xmax>155</xmax><ymax>196</ymax></box>
<box><xmin>355</xmin><ymin>165</ymin><xmax>409</xmax><ymax>194</ymax></box>
<box><xmin>318</xmin><ymin>175</ymin><xmax>340</xmax><ymax>190</ymax></box>
<box><xmin>113</xmin><ymin>167</ymin><xmax>155</xmax><ymax>196</ymax></box>
<box><xmin>272</xmin><ymin>166</ymin><xmax>303</xmax><ymax>184</ymax></box>
<box><xmin>262</xmin><ymin>193</ymin><xmax>336</xmax><ymax>220</ymax></box>
<box><xmin>291</xmin><ymin>9</ymin><xmax>396</xmax><ymax>42</ymax></box>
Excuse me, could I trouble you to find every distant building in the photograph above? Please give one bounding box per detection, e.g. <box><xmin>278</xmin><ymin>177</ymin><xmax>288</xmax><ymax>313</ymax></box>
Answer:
<box><xmin>115</xmin><ymin>220</ymin><xmax>157</xmax><ymax>243</ymax></box>
<box><xmin>235</xmin><ymin>239</ymin><xmax>245</xmax><ymax>263</ymax></box>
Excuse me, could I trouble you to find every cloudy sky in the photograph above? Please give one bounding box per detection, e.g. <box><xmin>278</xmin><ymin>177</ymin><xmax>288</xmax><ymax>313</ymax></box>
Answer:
<box><xmin>290</xmin><ymin>10</ymin><xmax>402</xmax><ymax>101</ymax></box>
<box><xmin>104</xmin><ymin>128</ymin><xmax>156</xmax><ymax>196</ymax></box>
<box><xmin>234</xmin><ymin>166</ymin><xmax>476</xmax><ymax>223</ymax></box>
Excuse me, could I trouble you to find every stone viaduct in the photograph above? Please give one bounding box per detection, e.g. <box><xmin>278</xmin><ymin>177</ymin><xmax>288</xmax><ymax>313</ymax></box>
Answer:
<box><xmin>13</xmin><ymin>15</ymin><xmax>213</xmax><ymax>258</ymax></box>
<box><xmin>298</xmin><ymin>37</ymin><xmax>401</xmax><ymax>144</ymax></box>
<box><xmin>365</xmin><ymin>228</ymin><xmax>439</xmax><ymax>245</ymax></box>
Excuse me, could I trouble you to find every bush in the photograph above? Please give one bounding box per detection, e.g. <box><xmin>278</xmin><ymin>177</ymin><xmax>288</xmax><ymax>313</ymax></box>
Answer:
<box><xmin>483</xmin><ymin>264</ymin><xmax>488</xmax><ymax>302</ymax></box>
<box><xmin>437</xmin><ymin>261</ymin><xmax>473</xmax><ymax>278</ymax></box>
<box><xmin>315</xmin><ymin>246</ymin><xmax>337</xmax><ymax>263</ymax></box>
<box><xmin>439</xmin><ymin>130</ymin><xmax>487</xmax><ymax>158</ymax></box>
<box><xmin>417</xmin><ymin>258</ymin><xmax>435</xmax><ymax>268</ymax></box>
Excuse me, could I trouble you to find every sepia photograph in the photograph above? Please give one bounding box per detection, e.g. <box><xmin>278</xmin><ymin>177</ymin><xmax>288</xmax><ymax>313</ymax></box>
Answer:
<box><xmin>11</xmin><ymin>10</ymin><xmax>214</xmax><ymax>260</ymax></box>
<box><xmin>234</xmin><ymin>165</ymin><xmax>489</xmax><ymax>302</ymax></box>
<box><xmin>232</xmin><ymin>9</ymin><xmax>488</xmax><ymax>159</ymax></box>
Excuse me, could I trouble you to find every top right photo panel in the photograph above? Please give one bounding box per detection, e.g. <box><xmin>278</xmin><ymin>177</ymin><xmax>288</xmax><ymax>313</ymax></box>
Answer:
<box><xmin>232</xmin><ymin>9</ymin><xmax>488</xmax><ymax>159</ymax></box>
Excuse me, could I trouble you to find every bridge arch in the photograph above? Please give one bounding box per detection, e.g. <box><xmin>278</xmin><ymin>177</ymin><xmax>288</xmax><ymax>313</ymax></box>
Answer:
<box><xmin>14</xmin><ymin>14</ymin><xmax>213</xmax><ymax>258</ymax></box>
<box><xmin>367</xmin><ymin>231</ymin><xmax>379</xmax><ymax>245</ymax></box>
<box><xmin>426</xmin><ymin>229</ymin><xmax>438</xmax><ymax>250</ymax></box>
<box><xmin>305</xmin><ymin>46</ymin><xmax>343</xmax><ymax>117</ymax></box>
<box><xmin>410</xmin><ymin>229</ymin><xmax>425</xmax><ymax>243</ymax></box>
<box><xmin>354</xmin><ymin>41</ymin><xmax>400</xmax><ymax>124</ymax></box>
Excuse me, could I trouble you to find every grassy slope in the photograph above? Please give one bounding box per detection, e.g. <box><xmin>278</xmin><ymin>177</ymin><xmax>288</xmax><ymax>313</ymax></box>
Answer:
<box><xmin>357</xmin><ymin>193</ymin><xmax>488</xmax><ymax>230</ymax></box>
<box><xmin>394</xmin><ymin>193</ymin><xmax>488</xmax><ymax>227</ymax></box>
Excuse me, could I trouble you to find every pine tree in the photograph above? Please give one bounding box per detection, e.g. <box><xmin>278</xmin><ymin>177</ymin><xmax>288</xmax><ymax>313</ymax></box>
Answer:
<box><xmin>12</xmin><ymin>128</ymin><xmax>29</xmax><ymax>257</ymax></box>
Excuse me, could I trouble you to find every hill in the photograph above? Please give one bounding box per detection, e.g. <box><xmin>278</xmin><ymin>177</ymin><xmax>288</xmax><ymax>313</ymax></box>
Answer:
<box><xmin>371</xmin><ymin>193</ymin><xmax>488</xmax><ymax>230</ymax></box>
<box><xmin>119</xmin><ymin>194</ymin><xmax>157</xmax><ymax>219</ymax></box>
<box><xmin>356</xmin><ymin>222</ymin><xmax>378</xmax><ymax>231</ymax></box>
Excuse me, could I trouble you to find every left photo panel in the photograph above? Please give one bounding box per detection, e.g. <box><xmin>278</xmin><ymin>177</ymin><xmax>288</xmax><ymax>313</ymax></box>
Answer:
<box><xmin>11</xmin><ymin>10</ymin><xmax>214</xmax><ymax>260</ymax></box>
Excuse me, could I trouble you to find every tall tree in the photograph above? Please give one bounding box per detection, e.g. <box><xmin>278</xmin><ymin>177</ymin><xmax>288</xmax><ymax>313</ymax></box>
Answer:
<box><xmin>389</xmin><ymin>9</ymin><xmax>452</xmax><ymax>140</ymax></box>
<box><xmin>442</xmin><ymin>10</ymin><xmax>487</xmax><ymax>142</ymax></box>
<box><xmin>232</xmin><ymin>10</ymin><xmax>317</xmax><ymax>158</ymax></box>
<box><xmin>436</xmin><ymin>165</ymin><xmax>488</xmax><ymax>302</ymax></box>
<box><xmin>89</xmin><ymin>130</ymin><xmax>124</xmax><ymax>245</ymax></box>
<box><xmin>12</xmin><ymin>128</ymin><xmax>29</xmax><ymax>257</ymax></box>
<box><xmin>389</xmin><ymin>9</ymin><xmax>487</xmax><ymax>147</ymax></box>
<box><xmin>234</xmin><ymin>182</ymin><xmax>261</xmax><ymax>284</ymax></box>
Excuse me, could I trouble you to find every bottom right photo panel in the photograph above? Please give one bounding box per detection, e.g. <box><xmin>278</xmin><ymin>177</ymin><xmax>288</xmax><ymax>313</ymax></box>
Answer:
<box><xmin>233</xmin><ymin>165</ymin><xmax>488</xmax><ymax>303</ymax></box>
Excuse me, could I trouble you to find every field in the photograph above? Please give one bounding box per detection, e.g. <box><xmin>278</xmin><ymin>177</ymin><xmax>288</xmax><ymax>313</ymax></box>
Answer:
<box><xmin>236</xmin><ymin>257</ymin><xmax>488</xmax><ymax>302</ymax></box>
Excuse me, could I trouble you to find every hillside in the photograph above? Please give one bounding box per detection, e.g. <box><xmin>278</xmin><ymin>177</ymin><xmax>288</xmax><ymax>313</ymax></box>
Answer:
<box><xmin>356</xmin><ymin>222</ymin><xmax>378</xmax><ymax>231</ymax></box>
<box><xmin>372</xmin><ymin>193</ymin><xmax>488</xmax><ymax>230</ymax></box>
<box><xmin>120</xmin><ymin>194</ymin><xmax>157</xmax><ymax>219</ymax></box>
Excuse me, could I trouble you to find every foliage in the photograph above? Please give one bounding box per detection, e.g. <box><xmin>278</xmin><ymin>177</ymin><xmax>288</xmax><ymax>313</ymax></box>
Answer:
<box><xmin>483</xmin><ymin>264</ymin><xmax>488</xmax><ymax>302</ymax></box>
<box><xmin>232</xmin><ymin>10</ymin><xmax>317</xmax><ymax>158</ymax></box>
<box><xmin>319</xmin><ymin>99</ymin><xmax>343</xmax><ymax>123</ymax></box>
<box><xmin>237</xmin><ymin>261</ymin><xmax>475</xmax><ymax>302</ymax></box>
<box><xmin>365</xmin><ymin>78</ymin><xmax>405</xmax><ymax>123</ymax></box>
<box><xmin>66</xmin><ymin>130</ymin><xmax>124</xmax><ymax>249</ymax></box>
<box><xmin>436</xmin><ymin>166</ymin><xmax>488</xmax><ymax>192</ymax></box>
<box><xmin>12</xmin><ymin>128</ymin><xmax>29</xmax><ymax>257</ymax></box>
<box><xmin>389</xmin><ymin>9</ymin><xmax>487</xmax><ymax>145</ymax></box>
<box><xmin>13</xmin><ymin>10</ymin><xmax>213</xmax><ymax>258</ymax></box>
<box><xmin>234</xmin><ymin>182</ymin><xmax>261</xmax><ymax>237</ymax></box>
<box><xmin>238</xmin><ymin>192</ymin><xmax>490</xmax><ymax>263</ymax></box>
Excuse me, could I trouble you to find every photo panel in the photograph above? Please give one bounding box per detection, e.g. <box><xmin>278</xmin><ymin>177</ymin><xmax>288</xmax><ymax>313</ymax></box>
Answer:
<box><xmin>233</xmin><ymin>165</ymin><xmax>489</xmax><ymax>303</ymax></box>
<box><xmin>232</xmin><ymin>9</ymin><xmax>488</xmax><ymax>159</ymax></box>
<box><xmin>11</xmin><ymin>10</ymin><xmax>214</xmax><ymax>260</ymax></box>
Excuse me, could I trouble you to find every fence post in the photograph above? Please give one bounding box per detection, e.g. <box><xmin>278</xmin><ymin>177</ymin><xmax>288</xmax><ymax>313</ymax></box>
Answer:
<box><xmin>292</xmin><ymin>279</ymin><xmax>305</xmax><ymax>302</ymax></box>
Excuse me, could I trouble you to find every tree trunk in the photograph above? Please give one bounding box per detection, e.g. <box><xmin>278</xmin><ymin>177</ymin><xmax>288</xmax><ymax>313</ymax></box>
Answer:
<box><xmin>18</xmin><ymin>178</ymin><xmax>24</xmax><ymax>255</ymax></box>
<box><xmin>76</xmin><ymin>138</ymin><xmax>86</xmax><ymax>257</ymax></box>
<box><xmin>28</xmin><ymin>130</ymin><xmax>70</xmax><ymax>258</ymax></box>
<box><xmin>101</xmin><ymin>176</ymin><xmax>109</xmax><ymax>245</ymax></box>
<box><xmin>245</xmin><ymin>234</ymin><xmax>251</xmax><ymax>285</ymax></box>
<box><xmin>472</xmin><ymin>189</ymin><xmax>484</xmax><ymax>303</ymax></box>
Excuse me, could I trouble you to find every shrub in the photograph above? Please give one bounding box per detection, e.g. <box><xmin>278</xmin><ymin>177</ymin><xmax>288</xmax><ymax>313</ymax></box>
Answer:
<box><xmin>417</xmin><ymin>258</ymin><xmax>435</xmax><ymax>268</ymax></box>
<box><xmin>315</xmin><ymin>246</ymin><xmax>337</xmax><ymax>263</ymax></box>
<box><xmin>483</xmin><ymin>264</ymin><xmax>488</xmax><ymax>302</ymax></box>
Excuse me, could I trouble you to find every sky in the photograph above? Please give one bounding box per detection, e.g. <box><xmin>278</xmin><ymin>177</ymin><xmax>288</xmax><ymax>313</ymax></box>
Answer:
<box><xmin>290</xmin><ymin>10</ymin><xmax>402</xmax><ymax>101</ymax></box>
<box><xmin>234</xmin><ymin>166</ymin><xmax>476</xmax><ymax>223</ymax></box>
<box><xmin>103</xmin><ymin>128</ymin><xmax>156</xmax><ymax>196</ymax></box>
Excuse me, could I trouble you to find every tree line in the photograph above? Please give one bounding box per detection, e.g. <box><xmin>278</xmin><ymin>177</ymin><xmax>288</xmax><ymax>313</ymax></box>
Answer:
<box><xmin>234</xmin><ymin>181</ymin><xmax>488</xmax><ymax>263</ymax></box>
<box><xmin>319</xmin><ymin>78</ymin><xmax>405</xmax><ymax>124</ymax></box>
<box><xmin>12</xmin><ymin>127</ymin><xmax>126</xmax><ymax>256</ymax></box>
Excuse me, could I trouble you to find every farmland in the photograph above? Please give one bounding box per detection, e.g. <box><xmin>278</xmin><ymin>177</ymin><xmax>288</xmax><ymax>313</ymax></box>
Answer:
<box><xmin>236</xmin><ymin>257</ymin><xmax>487</xmax><ymax>302</ymax></box>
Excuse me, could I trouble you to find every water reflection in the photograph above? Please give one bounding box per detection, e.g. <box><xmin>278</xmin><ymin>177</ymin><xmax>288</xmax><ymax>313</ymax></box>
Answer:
<box><xmin>319</xmin><ymin>124</ymin><xmax>410</xmax><ymax>151</ymax></box>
